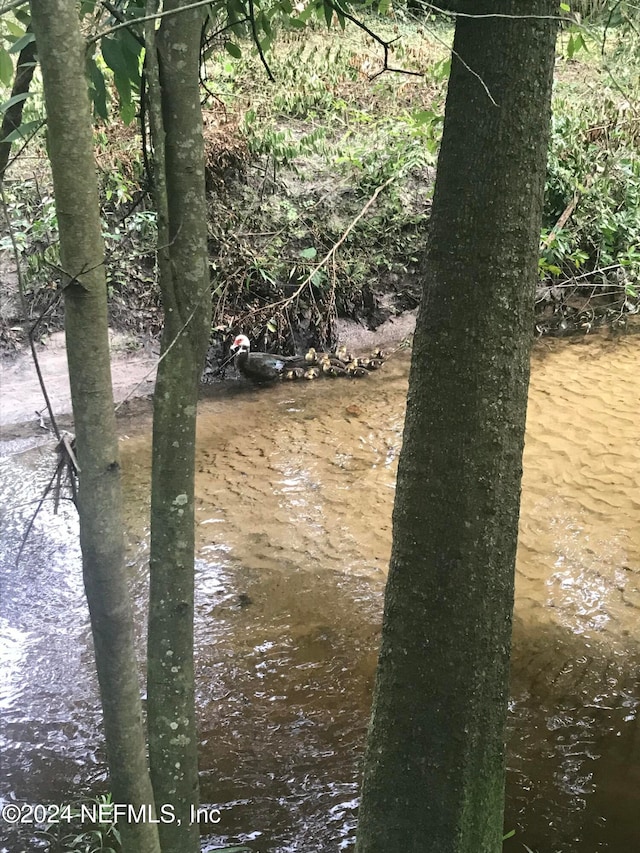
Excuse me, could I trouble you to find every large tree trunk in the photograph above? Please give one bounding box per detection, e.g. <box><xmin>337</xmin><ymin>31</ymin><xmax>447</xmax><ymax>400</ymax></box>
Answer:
<box><xmin>356</xmin><ymin>3</ymin><xmax>558</xmax><ymax>852</ymax></box>
<box><xmin>28</xmin><ymin>4</ymin><xmax>160</xmax><ymax>853</ymax></box>
<box><xmin>145</xmin><ymin>2</ymin><xmax>210</xmax><ymax>850</ymax></box>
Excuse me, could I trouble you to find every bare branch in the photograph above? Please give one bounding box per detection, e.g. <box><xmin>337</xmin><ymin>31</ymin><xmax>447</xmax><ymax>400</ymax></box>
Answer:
<box><xmin>248</xmin><ymin>0</ymin><xmax>275</xmax><ymax>82</ymax></box>
<box><xmin>88</xmin><ymin>0</ymin><xmax>219</xmax><ymax>45</ymax></box>
<box><xmin>100</xmin><ymin>0</ymin><xmax>146</xmax><ymax>49</ymax></box>
<box><xmin>326</xmin><ymin>1</ymin><xmax>424</xmax><ymax>81</ymax></box>
<box><xmin>114</xmin><ymin>285</ymin><xmax>210</xmax><ymax>412</ymax></box>
<box><xmin>417</xmin><ymin>2</ymin><xmax>568</xmax><ymax>22</ymax></box>
<box><xmin>0</xmin><ymin>0</ymin><xmax>29</xmax><ymax>15</ymax></box>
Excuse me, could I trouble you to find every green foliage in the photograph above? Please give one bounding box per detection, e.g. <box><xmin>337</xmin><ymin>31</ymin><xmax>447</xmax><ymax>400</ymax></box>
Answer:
<box><xmin>0</xmin><ymin>15</ymin><xmax>29</xmax><ymax>86</ymax></box>
<box><xmin>4</xmin><ymin>2</ymin><xmax>638</xmax><ymax>346</ymax></box>
<box><xmin>571</xmin><ymin>0</ymin><xmax>630</xmax><ymax>20</ymax></box>
<box><xmin>0</xmin><ymin>13</ymin><xmax>45</xmax><ymax>146</ymax></box>
<box><xmin>100</xmin><ymin>31</ymin><xmax>143</xmax><ymax>125</ymax></box>
<box><xmin>0</xmin><ymin>187</ymin><xmax>59</xmax><ymax>280</ymax></box>
<box><xmin>543</xmin><ymin>95</ymin><xmax>640</xmax><ymax>296</ymax></box>
<box><xmin>336</xmin><ymin>108</ymin><xmax>441</xmax><ymax>190</ymax></box>
<box><xmin>35</xmin><ymin>794</ymin><xmax>122</xmax><ymax>853</ymax></box>
<box><xmin>0</xmin><ymin>46</ymin><xmax>13</xmax><ymax>86</ymax></box>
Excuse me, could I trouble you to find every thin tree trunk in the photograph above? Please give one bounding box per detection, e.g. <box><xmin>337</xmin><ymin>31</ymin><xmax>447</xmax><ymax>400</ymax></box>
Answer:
<box><xmin>146</xmin><ymin>1</ymin><xmax>210</xmax><ymax>850</ymax></box>
<box><xmin>0</xmin><ymin>26</ymin><xmax>37</xmax><ymax>182</ymax></box>
<box><xmin>356</xmin><ymin>3</ymin><xmax>558</xmax><ymax>852</ymax></box>
<box><xmin>28</xmin><ymin>4</ymin><xmax>160</xmax><ymax>853</ymax></box>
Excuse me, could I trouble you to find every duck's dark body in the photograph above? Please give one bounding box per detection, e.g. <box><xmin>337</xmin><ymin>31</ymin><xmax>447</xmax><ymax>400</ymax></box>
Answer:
<box><xmin>233</xmin><ymin>348</ymin><xmax>306</xmax><ymax>382</ymax></box>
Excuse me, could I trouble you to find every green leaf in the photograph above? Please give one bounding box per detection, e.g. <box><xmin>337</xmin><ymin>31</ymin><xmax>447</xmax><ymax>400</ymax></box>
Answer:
<box><xmin>559</xmin><ymin>2</ymin><xmax>570</xmax><ymax>11</ymax></box>
<box><xmin>3</xmin><ymin>119</ymin><xmax>43</xmax><ymax>143</ymax></box>
<box><xmin>4</xmin><ymin>20</ymin><xmax>25</xmax><ymax>38</ymax></box>
<box><xmin>87</xmin><ymin>55</ymin><xmax>108</xmax><ymax>119</ymax></box>
<box><xmin>0</xmin><ymin>46</ymin><xmax>12</xmax><ymax>86</ymax></box>
<box><xmin>225</xmin><ymin>41</ymin><xmax>242</xmax><ymax>59</ymax></box>
<box><xmin>432</xmin><ymin>57</ymin><xmax>451</xmax><ymax>81</ymax></box>
<box><xmin>323</xmin><ymin>1</ymin><xmax>333</xmax><ymax>29</ymax></box>
<box><xmin>101</xmin><ymin>36</ymin><xmax>138</xmax><ymax>122</ymax></box>
<box><xmin>120</xmin><ymin>97</ymin><xmax>136</xmax><ymax>125</ymax></box>
<box><xmin>288</xmin><ymin>18</ymin><xmax>306</xmax><ymax>29</ymax></box>
<box><xmin>300</xmin><ymin>246</ymin><xmax>317</xmax><ymax>259</ymax></box>
<box><xmin>8</xmin><ymin>32</ymin><xmax>35</xmax><ymax>54</ymax></box>
<box><xmin>14</xmin><ymin>9</ymin><xmax>31</xmax><ymax>27</ymax></box>
<box><xmin>258</xmin><ymin>10</ymin><xmax>272</xmax><ymax>39</ymax></box>
<box><xmin>119</xmin><ymin>28</ymin><xmax>143</xmax><ymax>90</ymax></box>
<box><xmin>0</xmin><ymin>92</ymin><xmax>30</xmax><ymax>113</ymax></box>
<box><xmin>412</xmin><ymin>109</ymin><xmax>436</xmax><ymax>126</ymax></box>
<box><xmin>101</xmin><ymin>37</ymin><xmax>128</xmax><ymax>80</ymax></box>
<box><xmin>503</xmin><ymin>829</ymin><xmax>516</xmax><ymax>840</ymax></box>
<box><xmin>266</xmin><ymin>318</ymin><xmax>277</xmax><ymax>332</ymax></box>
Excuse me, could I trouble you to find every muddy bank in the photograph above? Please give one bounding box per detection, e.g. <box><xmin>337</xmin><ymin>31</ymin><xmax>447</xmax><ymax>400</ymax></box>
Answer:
<box><xmin>0</xmin><ymin>330</ymin><xmax>157</xmax><ymax>433</ymax></box>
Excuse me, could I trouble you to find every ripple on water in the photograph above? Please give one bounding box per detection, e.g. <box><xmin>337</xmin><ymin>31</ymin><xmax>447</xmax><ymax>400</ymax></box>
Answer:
<box><xmin>1</xmin><ymin>338</ymin><xmax>639</xmax><ymax>851</ymax></box>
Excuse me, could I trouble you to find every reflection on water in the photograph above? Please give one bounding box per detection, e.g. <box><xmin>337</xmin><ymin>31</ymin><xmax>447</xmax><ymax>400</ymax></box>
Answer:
<box><xmin>0</xmin><ymin>336</ymin><xmax>639</xmax><ymax>851</ymax></box>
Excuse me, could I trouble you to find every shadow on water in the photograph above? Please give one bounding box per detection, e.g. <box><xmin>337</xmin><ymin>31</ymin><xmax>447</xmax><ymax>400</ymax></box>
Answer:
<box><xmin>1</xmin><ymin>337</ymin><xmax>639</xmax><ymax>851</ymax></box>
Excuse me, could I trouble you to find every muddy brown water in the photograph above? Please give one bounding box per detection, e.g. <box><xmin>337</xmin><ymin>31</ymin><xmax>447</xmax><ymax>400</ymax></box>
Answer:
<box><xmin>1</xmin><ymin>336</ymin><xmax>638</xmax><ymax>852</ymax></box>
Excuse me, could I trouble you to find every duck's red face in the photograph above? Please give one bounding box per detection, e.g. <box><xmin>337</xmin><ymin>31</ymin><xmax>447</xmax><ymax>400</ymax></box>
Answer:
<box><xmin>231</xmin><ymin>334</ymin><xmax>250</xmax><ymax>353</ymax></box>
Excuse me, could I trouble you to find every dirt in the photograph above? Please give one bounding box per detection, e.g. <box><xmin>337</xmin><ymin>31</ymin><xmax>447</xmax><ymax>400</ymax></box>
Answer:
<box><xmin>0</xmin><ymin>330</ymin><xmax>159</xmax><ymax>441</ymax></box>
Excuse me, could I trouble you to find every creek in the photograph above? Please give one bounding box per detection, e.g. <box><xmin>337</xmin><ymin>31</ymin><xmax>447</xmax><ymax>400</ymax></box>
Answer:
<box><xmin>0</xmin><ymin>335</ymin><xmax>638</xmax><ymax>852</ymax></box>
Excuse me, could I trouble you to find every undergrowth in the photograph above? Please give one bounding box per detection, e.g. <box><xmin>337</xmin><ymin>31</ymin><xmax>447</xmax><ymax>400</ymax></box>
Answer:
<box><xmin>1</xmin><ymin>11</ymin><xmax>638</xmax><ymax>355</ymax></box>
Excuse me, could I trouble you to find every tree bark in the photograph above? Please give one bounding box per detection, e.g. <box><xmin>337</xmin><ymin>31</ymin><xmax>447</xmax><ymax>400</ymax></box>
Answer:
<box><xmin>0</xmin><ymin>26</ymin><xmax>37</xmax><ymax>182</ymax></box>
<box><xmin>145</xmin><ymin>2</ymin><xmax>210</xmax><ymax>851</ymax></box>
<box><xmin>356</xmin><ymin>3</ymin><xmax>558</xmax><ymax>853</ymax></box>
<box><xmin>28</xmin><ymin>4</ymin><xmax>160</xmax><ymax>853</ymax></box>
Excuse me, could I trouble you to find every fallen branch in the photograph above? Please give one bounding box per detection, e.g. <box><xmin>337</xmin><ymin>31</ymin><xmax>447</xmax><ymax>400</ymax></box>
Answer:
<box><xmin>541</xmin><ymin>173</ymin><xmax>594</xmax><ymax>251</ymax></box>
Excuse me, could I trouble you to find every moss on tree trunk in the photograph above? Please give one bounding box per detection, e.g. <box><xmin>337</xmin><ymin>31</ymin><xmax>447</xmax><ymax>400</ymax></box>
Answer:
<box><xmin>356</xmin><ymin>3</ymin><xmax>558</xmax><ymax>852</ymax></box>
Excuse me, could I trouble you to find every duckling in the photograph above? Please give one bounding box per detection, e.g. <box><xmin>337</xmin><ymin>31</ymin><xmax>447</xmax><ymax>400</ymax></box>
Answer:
<box><xmin>284</xmin><ymin>367</ymin><xmax>305</xmax><ymax>380</ymax></box>
<box><xmin>372</xmin><ymin>348</ymin><xmax>386</xmax><ymax>360</ymax></box>
<box><xmin>367</xmin><ymin>357</ymin><xmax>384</xmax><ymax>370</ymax></box>
<box><xmin>304</xmin><ymin>366</ymin><xmax>321</xmax><ymax>380</ymax></box>
<box><xmin>347</xmin><ymin>364</ymin><xmax>369</xmax><ymax>378</ymax></box>
<box><xmin>305</xmin><ymin>347</ymin><xmax>318</xmax><ymax>364</ymax></box>
<box><xmin>321</xmin><ymin>356</ymin><xmax>347</xmax><ymax>377</ymax></box>
<box><xmin>334</xmin><ymin>344</ymin><xmax>353</xmax><ymax>364</ymax></box>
